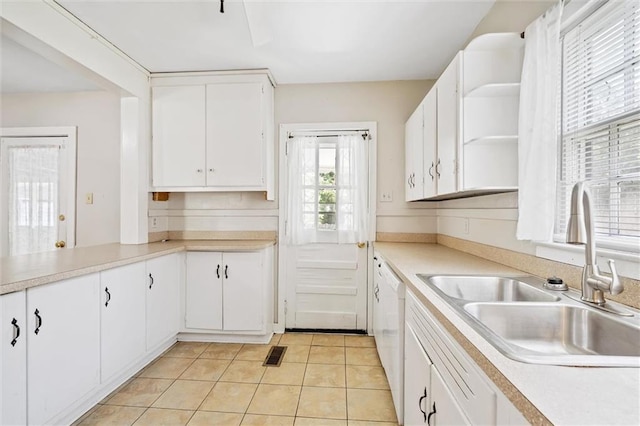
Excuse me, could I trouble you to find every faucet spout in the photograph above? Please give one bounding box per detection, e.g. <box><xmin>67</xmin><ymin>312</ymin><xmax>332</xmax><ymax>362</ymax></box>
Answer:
<box><xmin>566</xmin><ymin>182</ymin><xmax>623</xmax><ymax>305</ymax></box>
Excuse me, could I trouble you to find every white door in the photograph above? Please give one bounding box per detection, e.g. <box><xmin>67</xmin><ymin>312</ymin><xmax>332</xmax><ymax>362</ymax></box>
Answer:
<box><xmin>100</xmin><ymin>262</ymin><xmax>146</xmax><ymax>381</ymax></box>
<box><xmin>206</xmin><ymin>82</ymin><xmax>264</xmax><ymax>187</ymax></box>
<box><xmin>283</xmin><ymin>129</ymin><xmax>373</xmax><ymax>331</ymax></box>
<box><xmin>185</xmin><ymin>251</ymin><xmax>223</xmax><ymax>330</ymax></box>
<box><xmin>0</xmin><ymin>136</ymin><xmax>74</xmax><ymax>256</ymax></box>
<box><xmin>0</xmin><ymin>291</ymin><xmax>27</xmax><ymax>426</ymax></box>
<box><xmin>404</xmin><ymin>325</ymin><xmax>433</xmax><ymax>426</ymax></box>
<box><xmin>146</xmin><ymin>254</ymin><xmax>180</xmax><ymax>350</ymax></box>
<box><xmin>27</xmin><ymin>274</ymin><xmax>100</xmax><ymax>426</ymax></box>
<box><xmin>223</xmin><ymin>252</ymin><xmax>264</xmax><ymax>331</ymax></box>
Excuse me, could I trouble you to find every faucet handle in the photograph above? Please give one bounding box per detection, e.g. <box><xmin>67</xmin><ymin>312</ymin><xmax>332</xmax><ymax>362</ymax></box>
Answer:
<box><xmin>607</xmin><ymin>259</ymin><xmax>623</xmax><ymax>295</ymax></box>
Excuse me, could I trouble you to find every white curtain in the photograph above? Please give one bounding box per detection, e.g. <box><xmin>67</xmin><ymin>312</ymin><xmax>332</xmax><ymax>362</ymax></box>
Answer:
<box><xmin>8</xmin><ymin>145</ymin><xmax>59</xmax><ymax>256</ymax></box>
<box><xmin>516</xmin><ymin>1</ymin><xmax>564</xmax><ymax>242</ymax></box>
<box><xmin>285</xmin><ymin>133</ymin><xmax>369</xmax><ymax>245</ymax></box>
<box><xmin>336</xmin><ymin>134</ymin><xmax>369</xmax><ymax>244</ymax></box>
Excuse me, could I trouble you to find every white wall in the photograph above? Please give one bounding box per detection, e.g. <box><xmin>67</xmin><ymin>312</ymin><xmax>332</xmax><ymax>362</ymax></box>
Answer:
<box><xmin>1</xmin><ymin>91</ymin><xmax>121</xmax><ymax>247</ymax></box>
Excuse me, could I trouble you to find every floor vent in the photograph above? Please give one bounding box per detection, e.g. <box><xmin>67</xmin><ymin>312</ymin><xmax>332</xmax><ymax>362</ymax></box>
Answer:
<box><xmin>263</xmin><ymin>346</ymin><xmax>287</xmax><ymax>367</ymax></box>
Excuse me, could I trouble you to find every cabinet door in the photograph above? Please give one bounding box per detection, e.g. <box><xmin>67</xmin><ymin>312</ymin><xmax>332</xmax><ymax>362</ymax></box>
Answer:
<box><xmin>223</xmin><ymin>252</ymin><xmax>264</xmax><ymax>331</ymax></box>
<box><xmin>404</xmin><ymin>324</ymin><xmax>432</xmax><ymax>426</ymax></box>
<box><xmin>372</xmin><ymin>261</ymin><xmax>384</xmax><ymax>360</ymax></box>
<box><xmin>146</xmin><ymin>254</ymin><xmax>180</xmax><ymax>350</ymax></box>
<box><xmin>101</xmin><ymin>262</ymin><xmax>146</xmax><ymax>381</ymax></box>
<box><xmin>436</xmin><ymin>52</ymin><xmax>461</xmax><ymax>195</ymax></box>
<box><xmin>0</xmin><ymin>291</ymin><xmax>27</xmax><ymax>426</ymax></box>
<box><xmin>206</xmin><ymin>83</ymin><xmax>264</xmax><ymax>187</ymax></box>
<box><xmin>27</xmin><ymin>275</ymin><xmax>100</xmax><ymax>426</ymax></box>
<box><xmin>185</xmin><ymin>252</ymin><xmax>223</xmax><ymax>330</ymax></box>
<box><xmin>422</xmin><ymin>89</ymin><xmax>437</xmax><ymax>198</ymax></box>
<box><xmin>405</xmin><ymin>103</ymin><xmax>424</xmax><ymax>201</ymax></box>
<box><xmin>430</xmin><ymin>366</ymin><xmax>471</xmax><ymax>426</ymax></box>
<box><xmin>152</xmin><ymin>85</ymin><xmax>206</xmax><ymax>187</ymax></box>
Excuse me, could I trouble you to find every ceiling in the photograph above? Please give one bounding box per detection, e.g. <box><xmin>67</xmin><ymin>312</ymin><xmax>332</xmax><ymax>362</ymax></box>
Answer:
<box><xmin>1</xmin><ymin>0</ymin><xmax>497</xmax><ymax>93</ymax></box>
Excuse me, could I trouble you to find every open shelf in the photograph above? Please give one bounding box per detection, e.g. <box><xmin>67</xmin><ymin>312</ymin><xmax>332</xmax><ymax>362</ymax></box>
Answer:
<box><xmin>465</xmin><ymin>33</ymin><xmax>524</xmax><ymax>51</ymax></box>
<box><xmin>465</xmin><ymin>83</ymin><xmax>520</xmax><ymax>98</ymax></box>
<box><xmin>464</xmin><ymin>135</ymin><xmax>518</xmax><ymax>146</ymax></box>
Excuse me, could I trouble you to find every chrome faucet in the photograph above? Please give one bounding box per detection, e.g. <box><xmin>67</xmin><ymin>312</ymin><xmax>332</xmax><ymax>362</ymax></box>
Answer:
<box><xmin>566</xmin><ymin>182</ymin><xmax>623</xmax><ymax>305</ymax></box>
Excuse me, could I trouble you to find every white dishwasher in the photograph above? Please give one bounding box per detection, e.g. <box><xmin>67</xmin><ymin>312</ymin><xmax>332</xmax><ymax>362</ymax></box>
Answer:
<box><xmin>378</xmin><ymin>260</ymin><xmax>405</xmax><ymax>424</ymax></box>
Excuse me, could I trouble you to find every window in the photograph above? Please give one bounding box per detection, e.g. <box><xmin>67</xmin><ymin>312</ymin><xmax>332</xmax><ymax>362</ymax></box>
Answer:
<box><xmin>556</xmin><ymin>0</ymin><xmax>640</xmax><ymax>251</ymax></box>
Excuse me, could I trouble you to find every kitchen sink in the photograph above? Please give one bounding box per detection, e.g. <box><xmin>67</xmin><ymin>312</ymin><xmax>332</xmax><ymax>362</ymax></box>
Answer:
<box><xmin>464</xmin><ymin>303</ymin><xmax>640</xmax><ymax>366</ymax></box>
<box><xmin>417</xmin><ymin>275</ymin><xmax>559</xmax><ymax>303</ymax></box>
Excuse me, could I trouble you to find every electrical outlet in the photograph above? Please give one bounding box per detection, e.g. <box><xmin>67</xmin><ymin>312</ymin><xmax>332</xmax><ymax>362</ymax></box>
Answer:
<box><xmin>381</xmin><ymin>191</ymin><xmax>393</xmax><ymax>202</ymax></box>
<box><xmin>150</xmin><ymin>217</ymin><xmax>159</xmax><ymax>230</ymax></box>
<box><xmin>85</xmin><ymin>193</ymin><xmax>93</xmax><ymax>205</ymax></box>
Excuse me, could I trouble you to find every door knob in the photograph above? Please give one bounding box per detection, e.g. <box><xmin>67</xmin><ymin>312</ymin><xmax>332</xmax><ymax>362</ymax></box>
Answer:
<box><xmin>55</xmin><ymin>240</ymin><xmax>66</xmax><ymax>248</ymax></box>
<box><xmin>58</xmin><ymin>214</ymin><xmax>65</xmax><ymax>221</ymax></box>
<box><xmin>357</xmin><ymin>242</ymin><xmax>366</xmax><ymax>249</ymax></box>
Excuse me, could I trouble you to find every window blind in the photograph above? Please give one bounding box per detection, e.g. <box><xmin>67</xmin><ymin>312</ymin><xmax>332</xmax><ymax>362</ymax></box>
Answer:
<box><xmin>557</xmin><ymin>0</ymin><xmax>640</xmax><ymax>249</ymax></box>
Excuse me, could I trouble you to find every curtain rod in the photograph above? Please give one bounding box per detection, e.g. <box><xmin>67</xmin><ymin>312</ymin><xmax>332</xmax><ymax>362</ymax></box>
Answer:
<box><xmin>520</xmin><ymin>0</ymin><xmax>574</xmax><ymax>39</ymax></box>
<box><xmin>288</xmin><ymin>130</ymin><xmax>370</xmax><ymax>140</ymax></box>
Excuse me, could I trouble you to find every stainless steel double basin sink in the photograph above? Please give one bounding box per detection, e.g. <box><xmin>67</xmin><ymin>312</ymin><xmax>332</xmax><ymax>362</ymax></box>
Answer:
<box><xmin>417</xmin><ymin>274</ymin><xmax>640</xmax><ymax>367</ymax></box>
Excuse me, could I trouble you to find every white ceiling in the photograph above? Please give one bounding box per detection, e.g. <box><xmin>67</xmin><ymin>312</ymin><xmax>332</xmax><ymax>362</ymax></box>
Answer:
<box><xmin>53</xmin><ymin>0</ymin><xmax>497</xmax><ymax>84</ymax></box>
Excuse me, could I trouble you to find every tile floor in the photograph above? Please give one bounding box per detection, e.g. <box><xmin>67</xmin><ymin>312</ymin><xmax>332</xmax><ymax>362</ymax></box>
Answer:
<box><xmin>75</xmin><ymin>333</ymin><xmax>399</xmax><ymax>426</ymax></box>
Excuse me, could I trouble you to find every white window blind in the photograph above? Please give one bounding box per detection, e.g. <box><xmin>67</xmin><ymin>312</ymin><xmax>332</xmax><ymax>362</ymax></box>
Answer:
<box><xmin>557</xmin><ymin>0</ymin><xmax>640</xmax><ymax>251</ymax></box>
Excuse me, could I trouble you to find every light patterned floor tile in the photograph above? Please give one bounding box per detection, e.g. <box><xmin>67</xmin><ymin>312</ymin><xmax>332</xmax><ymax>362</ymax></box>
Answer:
<box><xmin>282</xmin><ymin>345</ymin><xmax>310</xmax><ymax>363</ymax></box>
<box><xmin>78</xmin><ymin>405</ymin><xmax>145</xmax><ymax>425</ymax></box>
<box><xmin>199</xmin><ymin>343</ymin><xmax>243</xmax><ymax>360</ymax></box>
<box><xmin>347</xmin><ymin>421</ymin><xmax>398</xmax><ymax>426</ymax></box>
<box><xmin>269</xmin><ymin>334</ymin><xmax>283</xmax><ymax>345</ymax></box>
<box><xmin>303</xmin><ymin>363</ymin><xmax>345</xmax><ymax>387</ymax></box>
<box><xmin>262</xmin><ymin>362</ymin><xmax>306</xmax><ymax>385</ymax></box>
<box><xmin>219</xmin><ymin>360</ymin><xmax>266</xmax><ymax>383</ymax></box>
<box><xmin>308</xmin><ymin>346</ymin><xmax>345</xmax><ymax>364</ymax></box>
<box><xmin>294</xmin><ymin>418</ymin><xmax>347</xmax><ymax>426</ymax></box>
<box><xmin>139</xmin><ymin>357</ymin><xmax>194</xmax><ymax>379</ymax></box>
<box><xmin>199</xmin><ymin>382</ymin><xmax>258</xmax><ymax>413</ymax></box>
<box><xmin>236</xmin><ymin>344</ymin><xmax>273</xmax><ymax>361</ymax></box>
<box><xmin>163</xmin><ymin>342</ymin><xmax>210</xmax><ymax>359</ymax></box>
<box><xmin>346</xmin><ymin>347</ymin><xmax>381</xmax><ymax>366</ymax></box>
<box><xmin>247</xmin><ymin>384</ymin><xmax>302</xmax><ymax>416</ymax></box>
<box><xmin>187</xmin><ymin>411</ymin><xmax>243</xmax><ymax>426</ymax></box>
<box><xmin>241</xmin><ymin>414</ymin><xmax>295</xmax><ymax>425</ymax></box>
<box><xmin>346</xmin><ymin>365</ymin><xmax>390</xmax><ymax>389</ymax></box>
<box><xmin>297</xmin><ymin>386</ymin><xmax>347</xmax><ymax>420</ymax></box>
<box><xmin>104</xmin><ymin>378</ymin><xmax>174</xmax><ymax>407</ymax></box>
<box><xmin>344</xmin><ymin>335</ymin><xmax>376</xmax><ymax>348</ymax></box>
<box><xmin>152</xmin><ymin>380</ymin><xmax>214</xmax><ymax>410</ymax></box>
<box><xmin>133</xmin><ymin>408</ymin><xmax>194</xmax><ymax>425</ymax></box>
<box><xmin>347</xmin><ymin>389</ymin><xmax>397</xmax><ymax>422</ymax></box>
<box><xmin>312</xmin><ymin>334</ymin><xmax>345</xmax><ymax>347</ymax></box>
<box><xmin>280</xmin><ymin>333</ymin><xmax>314</xmax><ymax>346</ymax></box>
<box><xmin>179</xmin><ymin>359</ymin><xmax>231</xmax><ymax>381</ymax></box>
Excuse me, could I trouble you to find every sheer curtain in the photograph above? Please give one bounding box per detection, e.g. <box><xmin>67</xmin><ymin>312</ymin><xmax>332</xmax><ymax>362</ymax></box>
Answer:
<box><xmin>336</xmin><ymin>134</ymin><xmax>368</xmax><ymax>244</ymax></box>
<box><xmin>516</xmin><ymin>0</ymin><xmax>564</xmax><ymax>241</ymax></box>
<box><xmin>8</xmin><ymin>145</ymin><xmax>59</xmax><ymax>256</ymax></box>
<box><xmin>286</xmin><ymin>136</ymin><xmax>317</xmax><ymax>245</ymax></box>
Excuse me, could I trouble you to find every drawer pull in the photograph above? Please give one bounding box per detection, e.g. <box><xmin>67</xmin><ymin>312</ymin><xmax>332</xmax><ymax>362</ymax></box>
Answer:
<box><xmin>34</xmin><ymin>309</ymin><xmax>42</xmax><ymax>335</ymax></box>
<box><xmin>11</xmin><ymin>318</ymin><xmax>20</xmax><ymax>346</ymax></box>
<box><xmin>105</xmin><ymin>287</ymin><xmax>111</xmax><ymax>307</ymax></box>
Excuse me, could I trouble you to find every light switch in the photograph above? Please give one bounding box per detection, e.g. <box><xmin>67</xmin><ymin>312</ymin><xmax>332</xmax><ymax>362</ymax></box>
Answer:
<box><xmin>85</xmin><ymin>193</ymin><xmax>94</xmax><ymax>204</ymax></box>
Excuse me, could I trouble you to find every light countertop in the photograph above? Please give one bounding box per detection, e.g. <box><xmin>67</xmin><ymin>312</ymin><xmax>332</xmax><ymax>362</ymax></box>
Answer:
<box><xmin>0</xmin><ymin>239</ymin><xmax>275</xmax><ymax>295</ymax></box>
<box><xmin>374</xmin><ymin>242</ymin><xmax>640</xmax><ymax>426</ymax></box>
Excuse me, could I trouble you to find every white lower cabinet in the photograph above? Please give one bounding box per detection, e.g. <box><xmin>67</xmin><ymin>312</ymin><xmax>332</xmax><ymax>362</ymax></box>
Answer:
<box><xmin>100</xmin><ymin>262</ymin><xmax>147</xmax><ymax>381</ymax></box>
<box><xmin>146</xmin><ymin>254</ymin><xmax>180</xmax><ymax>350</ymax></box>
<box><xmin>0</xmin><ymin>291</ymin><xmax>27</xmax><ymax>426</ymax></box>
<box><xmin>27</xmin><ymin>274</ymin><xmax>100</xmax><ymax>425</ymax></box>
<box><xmin>404</xmin><ymin>289</ymin><xmax>496</xmax><ymax>426</ymax></box>
<box><xmin>186</xmin><ymin>251</ymin><xmax>265</xmax><ymax>332</ymax></box>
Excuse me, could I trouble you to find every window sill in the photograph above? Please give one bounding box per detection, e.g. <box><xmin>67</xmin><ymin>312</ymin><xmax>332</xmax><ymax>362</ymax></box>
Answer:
<box><xmin>535</xmin><ymin>242</ymin><xmax>640</xmax><ymax>280</ymax></box>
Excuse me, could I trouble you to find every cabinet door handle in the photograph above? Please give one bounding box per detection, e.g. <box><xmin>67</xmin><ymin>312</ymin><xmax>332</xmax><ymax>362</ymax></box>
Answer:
<box><xmin>11</xmin><ymin>318</ymin><xmax>20</xmax><ymax>347</ymax></box>
<box><xmin>224</xmin><ymin>265</ymin><xmax>229</xmax><ymax>279</ymax></box>
<box><xmin>216</xmin><ymin>264</ymin><xmax>220</xmax><ymax>279</ymax></box>
<box><xmin>428</xmin><ymin>162</ymin><xmax>435</xmax><ymax>180</ymax></box>
<box><xmin>435</xmin><ymin>159</ymin><xmax>441</xmax><ymax>179</ymax></box>
<box><xmin>197</xmin><ymin>169</ymin><xmax>203</xmax><ymax>173</ymax></box>
<box><xmin>149</xmin><ymin>273</ymin><xmax>154</xmax><ymax>289</ymax></box>
<box><xmin>105</xmin><ymin>287</ymin><xmax>111</xmax><ymax>307</ymax></box>
<box><xmin>34</xmin><ymin>309</ymin><xmax>42</xmax><ymax>335</ymax></box>
<box><xmin>427</xmin><ymin>401</ymin><xmax>437</xmax><ymax>425</ymax></box>
<box><xmin>419</xmin><ymin>386</ymin><xmax>428</xmax><ymax>422</ymax></box>
<box><xmin>408</xmin><ymin>175</ymin><xmax>412</xmax><ymax>188</ymax></box>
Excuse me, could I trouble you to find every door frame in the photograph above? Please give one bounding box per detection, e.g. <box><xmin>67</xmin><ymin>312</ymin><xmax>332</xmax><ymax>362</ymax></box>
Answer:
<box><xmin>0</xmin><ymin>127</ymin><xmax>77</xmax><ymax>256</ymax></box>
<box><xmin>276</xmin><ymin>121</ymin><xmax>377</xmax><ymax>334</ymax></box>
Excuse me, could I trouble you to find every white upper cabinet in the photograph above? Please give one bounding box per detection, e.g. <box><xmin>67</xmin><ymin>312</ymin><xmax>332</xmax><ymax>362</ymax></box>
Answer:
<box><xmin>404</xmin><ymin>33</ymin><xmax>524</xmax><ymax>201</ymax></box>
<box><xmin>151</xmin><ymin>71</ymin><xmax>275</xmax><ymax>199</ymax></box>
<box><xmin>405</xmin><ymin>101</ymin><xmax>424</xmax><ymax>201</ymax></box>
